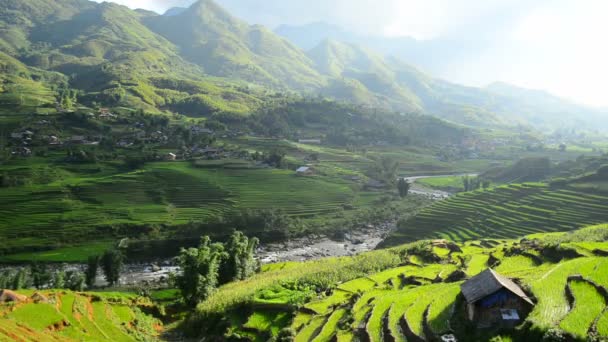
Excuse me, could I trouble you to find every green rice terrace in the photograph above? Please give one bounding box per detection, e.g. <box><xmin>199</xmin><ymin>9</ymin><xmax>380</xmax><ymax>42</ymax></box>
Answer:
<box><xmin>0</xmin><ymin>160</ymin><xmax>360</xmax><ymax>255</ymax></box>
<box><xmin>0</xmin><ymin>290</ymin><xmax>162</xmax><ymax>341</ymax></box>
<box><xmin>189</xmin><ymin>224</ymin><xmax>608</xmax><ymax>341</ymax></box>
<box><xmin>382</xmin><ymin>181</ymin><xmax>608</xmax><ymax>247</ymax></box>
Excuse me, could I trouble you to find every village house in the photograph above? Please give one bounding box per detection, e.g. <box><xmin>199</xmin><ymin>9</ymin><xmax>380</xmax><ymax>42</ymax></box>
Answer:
<box><xmin>165</xmin><ymin>153</ymin><xmax>177</xmax><ymax>161</ymax></box>
<box><xmin>70</xmin><ymin>135</ymin><xmax>87</xmax><ymax>144</ymax></box>
<box><xmin>117</xmin><ymin>140</ymin><xmax>133</xmax><ymax>148</ymax></box>
<box><xmin>365</xmin><ymin>179</ymin><xmax>386</xmax><ymax>190</ymax></box>
<box><xmin>460</xmin><ymin>269</ymin><xmax>534</xmax><ymax>328</ymax></box>
<box><xmin>47</xmin><ymin>135</ymin><xmax>61</xmax><ymax>145</ymax></box>
<box><xmin>296</xmin><ymin>166</ymin><xmax>314</xmax><ymax>176</ymax></box>
<box><xmin>191</xmin><ymin>126</ymin><xmax>214</xmax><ymax>135</ymax></box>
<box><xmin>12</xmin><ymin>147</ymin><xmax>32</xmax><ymax>157</ymax></box>
<box><xmin>298</xmin><ymin>138</ymin><xmax>322</xmax><ymax>145</ymax></box>
<box><xmin>197</xmin><ymin>147</ymin><xmax>222</xmax><ymax>159</ymax></box>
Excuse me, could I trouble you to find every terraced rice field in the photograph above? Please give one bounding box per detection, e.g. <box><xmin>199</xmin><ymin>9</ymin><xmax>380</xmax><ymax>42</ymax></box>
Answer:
<box><xmin>0</xmin><ymin>162</ymin><xmax>354</xmax><ymax>254</ymax></box>
<box><xmin>224</xmin><ymin>227</ymin><xmax>608</xmax><ymax>341</ymax></box>
<box><xmin>384</xmin><ymin>183</ymin><xmax>608</xmax><ymax>246</ymax></box>
<box><xmin>0</xmin><ymin>291</ymin><xmax>161</xmax><ymax>341</ymax></box>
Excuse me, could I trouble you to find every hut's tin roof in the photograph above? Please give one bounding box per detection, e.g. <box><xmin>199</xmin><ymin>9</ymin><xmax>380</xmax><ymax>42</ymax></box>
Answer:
<box><xmin>460</xmin><ymin>269</ymin><xmax>534</xmax><ymax>305</ymax></box>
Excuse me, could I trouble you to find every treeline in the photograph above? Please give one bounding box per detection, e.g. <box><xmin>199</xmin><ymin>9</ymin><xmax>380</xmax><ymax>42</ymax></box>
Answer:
<box><xmin>461</xmin><ymin>175</ymin><xmax>491</xmax><ymax>192</ymax></box>
<box><xmin>0</xmin><ymin>264</ymin><xmax>86</xmax><ymax>291</ymax></box>
<box><xmin>175</xmin><ymin>231</ymin><xmax>259</xmax><ymax>307</ymax></box>
<box><xmin>0</xmin><ymin>248</ymin><xmax>126</xmax><ymax>291</ymax></box>
<box><xmin>205</xmin><ymin>98</ymin><xmax>469</xmax><ymax>147</ymax></box>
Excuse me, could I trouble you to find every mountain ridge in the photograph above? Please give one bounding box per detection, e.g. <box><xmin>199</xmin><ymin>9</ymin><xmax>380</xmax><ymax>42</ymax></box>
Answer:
<box><xmin>0</xmin><ymin>0</ymin><xmax>606</xmax><ymax>131</ymax></box>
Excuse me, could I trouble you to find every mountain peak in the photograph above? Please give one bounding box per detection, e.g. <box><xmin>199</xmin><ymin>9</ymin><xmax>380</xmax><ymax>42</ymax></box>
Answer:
<box><xmin>163</xmin><ymin>7</ymin><xmax>187</xmax><ymax>16</ymax></box>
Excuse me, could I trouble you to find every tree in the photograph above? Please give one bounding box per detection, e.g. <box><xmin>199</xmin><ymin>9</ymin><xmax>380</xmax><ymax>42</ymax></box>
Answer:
<box><xmin>11</xmin><ymin>269</ymin><xmax>28</xmax><ymax>290</ymax></box>
<box><xmin>462</xmin><ymin>175</ymin><xmax>470</xmax><ymax>192</ymax></box>
<box><xmin>65</xmin><ymin>271</ymin><xmax>86</xmax><ymax>291</ymax></box>
<box><xmin>462</xmin><ymin>175</ymin><xmax>481</xmax><ymax>192</ymax></box>
<box><xmin>30</xmin><ymin>263</ymin><xmax>51</xmax><ymax>289</ymax></box>
<box><xmin>369</xmin><ymin>157</ymin><xmax>399</xmax><ymax>185</ymax></box>
<box><xmin>219</xmin><ymin>231</ymin><xmax>259</xmax><ymax>284</ymax></box>
<box><xmin>482</xmin><ymin>180</ymin><xmax>491</xmax><ymax>189</ymax></box>
<box><xmin>397</xmin><ymin>178</ymin><xmax>410</xmax><ymax>198</ymax></box>
<box><xmin>85</xmin><ymin>255</ymin><xmax>100</xmax><ymax>288</ymax></box>
<box><xmin>101</xmin><ymin>249</ymin><xmax>124</xmax><ymax>286</ymax></box>
<box><xmin>52</xmin><ymin>270</ymin><xmax>65</xmax><ymax>289</ymax></box>
<box><xmin>175</xmin><ymin>236</ymin><xmax>226</xmax><ymax>307</ymax></box>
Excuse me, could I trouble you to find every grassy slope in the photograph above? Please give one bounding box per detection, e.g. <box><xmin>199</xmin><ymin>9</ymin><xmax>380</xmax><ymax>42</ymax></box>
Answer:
<box><xmin>194</xmin><ymin>225</ymin><xmax>608</xmax><ymax>341</ymax></box>
<box><xmin>383</xmin><ymin>182</ymin><xmax>608</xmax><ymax>247</ymax></box>
<box><xmin>0</xmin><ymin>159</ymin><xmax>359</xmax><ymax>256</ymax></box>
<box><xmin>0</xmin><ymin>290</ymin><xmax>161</xmax><ymax>341</ymax></box>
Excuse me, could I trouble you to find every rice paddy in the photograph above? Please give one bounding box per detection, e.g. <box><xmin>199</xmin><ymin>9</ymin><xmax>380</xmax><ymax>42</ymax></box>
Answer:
<box><xmin>202</xmin><ymin>225</ymin><xmax>608</xmax><ymax>342</ymax></box>
<box><xmin>0</xmin><ymin>290</ymin><xmax>161</xmax><ymax>341</ymax></box>
<box><xmin>384</xmin><ymin>183</ymin><xmax>608</xmax><ymax>246</ymax></box>
<box><xmin>0</xmin><ymin>161</ymin><xmax>359</xmax><ymax>258</ymax></box>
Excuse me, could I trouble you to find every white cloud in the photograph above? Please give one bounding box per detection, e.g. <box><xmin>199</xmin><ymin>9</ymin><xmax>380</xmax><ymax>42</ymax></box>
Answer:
<box><xmin>94</xmin><ymin>0</ymin><xmax>194</xmax><ymax>13</ymax></box>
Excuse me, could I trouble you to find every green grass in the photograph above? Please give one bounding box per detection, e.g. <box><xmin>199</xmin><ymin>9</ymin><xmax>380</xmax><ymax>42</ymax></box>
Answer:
<box><xmin>427</xmin><ymin>284</ymin><xmax>461</xmax><ymax>334</ymax></box>
<box><xmin>416</xmin><ymin>175</ymin><xmax>465</xmax><ymax>192</ymax></box>
<box><xmin>559</xmin><ymin>280</ymin><xmax>606</xmax><ymax>339</ymax></box>
<box><xmin>385</xmin><ymin>183</ymin><xmax>608</xmax><ymax>246</ymax></box>
<box><xmin>596</xmin><ymin>310</ymin><xmax>608</xmax><ymax>337</ymax></box>
<box><xmin>527</xmin><ymin>258</ymin><xmax>600</xmax><ymax>330</ymax></box>
<box><xmin>0</xmin><ymin>160</ymin><xmax>359</xmax><ymax>260</ymax></box>
<box><xmin>0</xmin><ymin>290</ymin><xmax>160</xmax><ymax>341</ymax></box>
<box><xmin>198</xmin><ymin>224</ymin><xmax>608</xmax><ymax>341</ymax></box>
<box><xmin>0</xmin><ymin>241</ymin><xmax>115</xmax><ymax>263</ymax></box>
<box><xmin>313</xmin><ymin>308</ymin><xmax>346</xmax><ymax>342</ymax></box>
<box><xmin>295</xmin><ymin>315</ymin><xmax>327</xmax><ymax>342</ymax></box>
<box><xmin>6</xmin><ymin>303</ymin><xmax>64</xmax><ymax>331</ymax></box>
<box><xmin>243</xmin><ymin>311</ymin><xmax>292</xmax><ymax>337</ymax></box>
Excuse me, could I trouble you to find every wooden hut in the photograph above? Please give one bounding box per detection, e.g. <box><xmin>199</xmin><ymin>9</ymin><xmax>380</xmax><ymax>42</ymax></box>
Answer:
<box><xmin>460</xmin><ymin>269</ymin><xmax>534</xmax><ymax>328</ymax></box>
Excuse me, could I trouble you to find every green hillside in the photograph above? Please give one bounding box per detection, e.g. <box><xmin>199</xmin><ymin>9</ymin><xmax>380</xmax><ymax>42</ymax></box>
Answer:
<box><xmin>0</xmin><ymin>160</ymin><xmax>358</xmax><ymax>255</ymax></box>
<box><xmin>186</xmin><ymin>224</ymin><xmax>608</xmax><ymax>341</ymax></box>
<box><xmin>309</xmin><ymin>40</ymin><xmax>423</xmax><ymax>112</ymax></box>
<box><xmin>0</xmin><ymin>290</ymin><xmax>162</xmax><ymax>341</ymax></box>
<box><xmin>383</xmin><ymin>179</ymin><xmax>608</xmax><ymax>247</ymax></box>
<box><xmin>145</xmin><ymin>0</ymin><xmax>325</xmax><ymax>91</ymax></box>
<box><xmin>0</xmin><ymin>0</ymin><xmax>603</xmax><ymax>131</ymax></box>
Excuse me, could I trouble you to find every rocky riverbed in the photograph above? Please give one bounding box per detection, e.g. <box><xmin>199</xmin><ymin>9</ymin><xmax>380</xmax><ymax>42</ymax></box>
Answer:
<box><xmin>257</xmin><ymin>223</ymin><xmax>393</xmax><ymax>263</ymax></box>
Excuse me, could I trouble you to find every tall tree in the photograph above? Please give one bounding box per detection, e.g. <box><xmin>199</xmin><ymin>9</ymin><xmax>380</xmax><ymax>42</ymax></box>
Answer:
<box><xmin>397</xmin><ymin>178</ymin><xmax>410</xmax><ymax>198</ymax></box>
<box><xmin>85</xmin><ymin>255</ymin><xmax>100</xmax><ymax>288</ymax></box>
<box><xmin>220</xmin><ymin>231</ymin><xmax>259</xmax><ymax>284</ymax></box>
<box><xmin>30</xmin><ymin>263</ymin><xmax>51</xmax><ymax>289</ymax></box>
<box><xmin>175</xmin><ymin>236</ymin><xmax>226</xmax><ymax>307</ymax></box>
<box><xmin>52</xmin><ymin>270</ymin><xmax>65</xmax><ymax>289</ymax></box>
<box><xmin>101</xmin><ymin>249</ymin><xmax>124</xmax><ymax>287</ymax></box>
<box><xmin>11</xmin><ymin>269</ymin><xmax>28</xmax><ymax>290</ymax></box>
<box><xmin>370</xmin><ymin>156</ymin><xmax>399</xmax><ymax>185</ymax></box>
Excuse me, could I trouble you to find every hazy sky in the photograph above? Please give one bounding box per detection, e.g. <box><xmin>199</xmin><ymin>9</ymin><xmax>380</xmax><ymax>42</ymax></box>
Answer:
<box><xmin>95</xmin><ymin>0</ymin><xmax>608</xmax><ymax>107</ymax></box>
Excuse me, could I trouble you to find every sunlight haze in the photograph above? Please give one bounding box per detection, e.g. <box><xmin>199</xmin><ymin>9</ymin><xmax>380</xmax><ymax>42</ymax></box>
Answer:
<box><xmin>95</xmin><ymin>0</ymin><xmax>608</xmax><ymax>107</ymax></box>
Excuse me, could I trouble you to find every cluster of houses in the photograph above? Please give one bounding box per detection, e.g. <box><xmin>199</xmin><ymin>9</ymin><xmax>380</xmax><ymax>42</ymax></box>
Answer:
<box><xmin>163</xmin><ymin>146</ymin><xmax>228</xmax><ymax>162</ymax></box>
<box><xmin>9</xmin><ymin>130</ymin><xmax>34</xmax><ymax>156</ymax></box>
<box><xmin>8</xmin><ymin>127</ymin><xmax>106</xmax><ymax>157</ymax></box>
